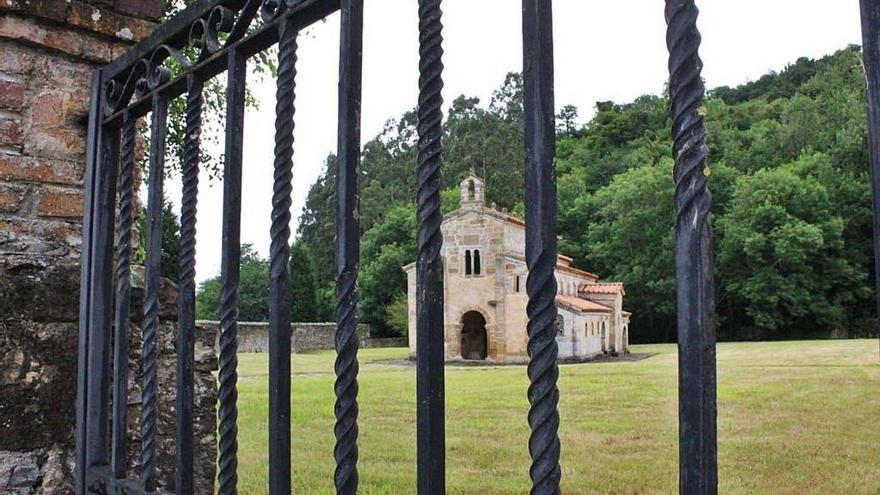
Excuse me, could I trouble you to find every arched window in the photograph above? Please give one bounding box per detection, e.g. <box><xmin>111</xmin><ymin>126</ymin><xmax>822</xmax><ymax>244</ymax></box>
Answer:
<box><xmin>555</xmin><ymin>314</ymin><xmax>564</xmax><ymax>336</ymax></box>
<box><xmin>514</xmin><ymin>275</ymin><xmax>521</xmax><ymax>293</ymax></box>
<box><xmin>467</xmin><ymin>180</ymin><xmax>475</xmax><ymax>200</ymax></box>
<box><xmin>473</xmin><ymin>249</ymin><xmax>481</xmax><ymax>275</ymax></box>
<box><xmin>464</xmin><ymin>250</ymin><xmax>472</xmax><ymax>275</ymax></box>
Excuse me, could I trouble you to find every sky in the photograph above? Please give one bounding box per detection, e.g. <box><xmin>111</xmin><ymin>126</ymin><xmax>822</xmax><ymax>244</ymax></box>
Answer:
<box><xmin>164</xmin><ymin>1</ymin><xmax>865</xmax><ymax>284</ymax></box>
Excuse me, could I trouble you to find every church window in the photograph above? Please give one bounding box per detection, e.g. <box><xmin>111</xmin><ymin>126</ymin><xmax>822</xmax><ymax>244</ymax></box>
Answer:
<box><xmin>465</xmin><ymin>250</ymin><xmax>472</xmax><ymax>275</ymax></box>
<box><xmin>515</xmin><ymin>275</ymin><xmax>521</xmax><ymax>293</ymax></box>
<box><xmin>555</xmin><ymin>314</ymin><xmax>564</xmax><ymax>336</ymax></box>
<box><xmin>468</xmin><ymin>180</ymin><xmax>475</xmax><ymax>200</ymax></box>
<box><xmin>473</xmin><ymin>250</ymin><xmax>482</xmax><ymax>275</ymax></box>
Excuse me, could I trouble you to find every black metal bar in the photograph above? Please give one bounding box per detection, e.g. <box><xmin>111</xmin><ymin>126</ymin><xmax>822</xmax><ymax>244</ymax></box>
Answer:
<box><xmin>664</xmin><ymin>1</ymin><xmax>718</xmax><ymax>494</ymax></box>
<box><xmin>102</xmin><ymin>0</ymin><xmax>341</xmax><ymax>126</ymax></box>
<box><xmin>521</xmin><ymin>1</ymin><xmax>561</xmax><ymax>494</ymax></box>
<box><xmin>175</xmin><ymin>75</ymin><xmax>203</xmax><ymax>495</ymax></box>
<box><xmin>218</xmin><ymin>47</ymin><xmax>246</xmax><ymax>495</ymax></box>
<box><xmin>415</xmin><ymin>0</ymin><xmax>445</xmax><ymax>493</ymax></box>
<box><xmin>268</xmin><ymin>17</ymin><xmax>296</xmax><ymax>495</ymax></box>
<box><xmin>86</xmin><ymin>125</ymin><xmax>121</xmax><ymax>485</ymax></box>
<box><xmin>141</xmin><ymin>93</ymin><xmax>169</xmax><ymax>493</ymax></box>
<box><xmin>860</xmin><ymin>0</ymin><xmax>880</xmax><ymax>357</ymax></box>
<box><xmin>76</xmin><ymin>68</ymin><xmax>108</xmax><ymax>495</ymax></box>
<box><xmin>111</xmin><ymin>115</ymin><xmax>136</xmax><ymax>480</ymax></box>
<box><xmin>334</xmin><ymin>0</ymin><xmax>363</xmax><ymax>493</ymax></box>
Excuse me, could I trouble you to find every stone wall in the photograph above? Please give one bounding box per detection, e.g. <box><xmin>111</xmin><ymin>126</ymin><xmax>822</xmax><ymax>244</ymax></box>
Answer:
<box><xmin>0</xmin><ymin>1</ymin><xmax>185</xmax><ymax>493</ymax></box>
<box><xmin>198</xmin><ymin>321</ymin><xmax>373</xmax><ymax>354</ymax></box>
<box><xmin>361</xmin><ymin>337</ymin><xmax>408</xmax><ymax>349</ymax></box>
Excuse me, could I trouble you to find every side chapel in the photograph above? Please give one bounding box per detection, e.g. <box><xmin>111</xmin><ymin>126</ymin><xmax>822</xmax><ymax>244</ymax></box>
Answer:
<box><xmin>403</xmin><ymin>175</ymin><xmax>631</xmax><ymax>363</ymax></box>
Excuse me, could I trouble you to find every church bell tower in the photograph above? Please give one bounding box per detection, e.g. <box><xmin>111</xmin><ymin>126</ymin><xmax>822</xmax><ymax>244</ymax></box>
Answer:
<box><xmin>460</xmin><ymin>174</ymin><xmax>485</xmax><ymax>209</ymax></box>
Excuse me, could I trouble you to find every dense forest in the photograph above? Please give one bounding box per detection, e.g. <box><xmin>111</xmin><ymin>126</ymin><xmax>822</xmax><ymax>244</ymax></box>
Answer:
<box><xmin>194</xmin><ymin>46</ymin><xmax>877</xmax><ymax>343</ymax></box>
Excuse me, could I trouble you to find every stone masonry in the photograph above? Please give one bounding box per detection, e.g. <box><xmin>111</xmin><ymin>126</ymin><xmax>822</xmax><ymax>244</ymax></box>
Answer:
<box><xmin>0</xmin><ymin>2</ymin><xmax>218</xmax><ymax>493</ymax></box>
<box><xmin>404</xmin><ymin>175</ymin><xmax>632</xmax><ymax>363</ymax></box>
<box><xmin>199</xmin><ymin>321</ymin><xmax>373</xmax><ymax>354</ymax></box>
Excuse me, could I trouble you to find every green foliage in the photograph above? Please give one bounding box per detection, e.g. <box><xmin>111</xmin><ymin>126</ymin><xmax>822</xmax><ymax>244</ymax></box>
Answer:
<box><xmin>134</xmin><ymin>196</ymin><xmax>181</xmax><ymax>282</ymax></box>
<box><xmin>195</xmin><ymin>242</ymin><xmax>332</xmax><ymax>323</ymax></box>
<box><xmin>718</xmin><ymin>153</ymin><xmax>871</xmax><ymax>337</ymax></box>
<box><xmin>290</xmin><ymin>240</ymin><xmax>320</xmax><ymax>322</ymax></box>
<box><xmin>358</xmin><ymin>205</ymin><xmax>417</xmax><ymax>337</ymax></box>
<box><xmin>385</xmin><ymin>292</ymin><xmax>410</xmax><ymax>338</ymax></box>
<box><xmin>572</xmin><ymin>161</ymin><xmax>678</xmax><ymax>342</ymax></box>
<box><xmin>196</xmin><ymin>245</ymin><xmax>269</xmax><ymax>321</ymax></box>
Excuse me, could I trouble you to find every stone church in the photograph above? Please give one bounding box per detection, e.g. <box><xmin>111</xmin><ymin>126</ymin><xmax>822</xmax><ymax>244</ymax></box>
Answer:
<box><xmin>404</xmin><ymin>176</ymin><xmax>631</xmax><ymax>363</ymax></box>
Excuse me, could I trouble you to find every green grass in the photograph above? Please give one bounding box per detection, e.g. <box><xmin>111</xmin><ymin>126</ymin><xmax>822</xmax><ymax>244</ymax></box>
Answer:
<box><xmin>235</xmin><ymin>340</ymin><xmax>880</xmax><ymax>494</ymax></box>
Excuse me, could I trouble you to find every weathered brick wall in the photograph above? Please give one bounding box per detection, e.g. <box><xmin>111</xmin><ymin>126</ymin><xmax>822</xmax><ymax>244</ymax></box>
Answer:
<box><xmin>0</xmin><ymin>2</ymin><xmax>171</xmax><ymax>493</ymax></box>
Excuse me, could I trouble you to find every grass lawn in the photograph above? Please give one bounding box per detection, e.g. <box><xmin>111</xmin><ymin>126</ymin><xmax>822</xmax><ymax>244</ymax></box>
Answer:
<box><xmin>235</xmin><ymin>340</ymin><xmax>880</xmax><ymax>494</ymax></box>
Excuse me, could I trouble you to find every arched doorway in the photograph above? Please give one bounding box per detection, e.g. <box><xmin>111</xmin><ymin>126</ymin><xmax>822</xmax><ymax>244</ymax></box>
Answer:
<box><xmin>460</xmin><ymin>311</ymin><xmax>488</xmax><ymax>360</ymax></box>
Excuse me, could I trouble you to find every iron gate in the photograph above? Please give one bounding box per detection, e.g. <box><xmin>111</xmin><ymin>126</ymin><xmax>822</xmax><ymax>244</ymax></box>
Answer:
<box><xmin>74</xmin><ymin>0</ymin><xmax>880</xmax><ymax>494</ymax></box>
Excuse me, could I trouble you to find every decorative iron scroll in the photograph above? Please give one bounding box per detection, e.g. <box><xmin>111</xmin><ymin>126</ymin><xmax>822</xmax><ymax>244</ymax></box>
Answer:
<box><xmin>100</xmin><ymin>0</ymin><xmax>325</xmax><ymax>121</ymax></box>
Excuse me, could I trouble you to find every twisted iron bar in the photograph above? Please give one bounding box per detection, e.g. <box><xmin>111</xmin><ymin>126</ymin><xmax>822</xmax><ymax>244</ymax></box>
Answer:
<box><xmin>141</xmin><ymin>243</ymin><xmax>160</xmax><ymax>491</ymax></box>
<box><xmin>665</xmin><ymin>1</ymin><xmax>717</xmax><ymax>493</ymax></box>
<box><xmin>524</xmin><ymin>255</ymin><xmax>561</xmax><ymax>495</ymax></box>
<box><xmin>217</xmin><ymin>250</ymin><xmax>240</xmax><ymax>495</ymax></box>
<box><xmin>333</xmin><ymin>250</ymin><xmax>359</xmax><ymax>495</ymax></box>
<box><xmin>522</xmin><ymin>1</ymin><xmax>561</xmax><ymax>493</ymax></box>
<box><xmin>175</xmin><ymin>75</ymin><xmax>202</xmax><ymax>495</ymax></box>
<box><xmin>268</xmin><ymin>18</ymin><xmax>296</xmax><ymax>495</ymax></box>
<box><xmin>334</xmin><ymin>1</ymin><xmax>363</xmax><ymax>492</ymax></box>
<box><xmin>416</xmin><ymin>0</ymin><xmax>444</xmax><ymax>290</ymax></box>
<box><xmin>217</xmin><ymin>49</ymin><xmax>246</xmax><ymax>495</ymax></box>
<box><xmin>416</xmin><ymin>0</ymin><xmax>445</xmax><ymax>493</ymax></box>
<box><xmin>180</xmin><ymin>85</ymin><xmax>202</xmax><ymax>310</ymax></box>
<box><xmin>141</xmin><ymin>96</ymin><xmax>168</xmax><ymax>492</ymax></box>
<box><xmin>111</xmin><ymin>117</ymin><xmax>135</xmax><ymax>479</ymax></box>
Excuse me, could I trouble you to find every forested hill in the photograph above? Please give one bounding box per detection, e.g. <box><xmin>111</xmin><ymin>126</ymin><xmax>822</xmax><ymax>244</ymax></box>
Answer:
<box><xmin>296</xmin><ymin>45</ymin><xmax>876</xmax><ymax>342</ymax></box>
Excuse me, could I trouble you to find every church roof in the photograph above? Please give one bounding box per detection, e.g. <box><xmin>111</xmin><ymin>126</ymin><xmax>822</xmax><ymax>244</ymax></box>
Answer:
<box><xmin>557</xmin><ymin>263</ymin><xmax>599</xmax><ymax>281</ymax></box>
<box><xmin>555</xmin><ymin>295</ymin><xmax>613</xmax><ymax>314</ymax></box>
<box><xmin>579</xmin><ymin>282</ymin><xmax>625</xmax><ymax>296</ymax></box>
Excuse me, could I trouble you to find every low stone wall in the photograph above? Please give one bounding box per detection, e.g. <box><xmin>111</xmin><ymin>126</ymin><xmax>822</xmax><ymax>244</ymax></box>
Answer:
<box><xmin>362</xmin><ymin>337</ymin><xmax>408</xmax><ymax>349</ymax></box>
<box><xmin>198</xmin><ymin>321</ymin><xmax>372</xmax><ymax>353</ymax></box>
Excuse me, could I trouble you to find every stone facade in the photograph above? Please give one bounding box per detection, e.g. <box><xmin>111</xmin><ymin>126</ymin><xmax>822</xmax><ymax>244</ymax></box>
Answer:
<box><xmin>404</xmin><ymin>176</ymin><xmax>631</xmax><ymax>363</ymax></box>
<box><xmin>0</xmin><ymin>2</ymin><xmax>220</xmax><ymax>493</ymax></box>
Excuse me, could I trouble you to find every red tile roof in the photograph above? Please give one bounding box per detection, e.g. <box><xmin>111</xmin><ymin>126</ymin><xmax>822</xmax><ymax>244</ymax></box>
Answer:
<box><xmin>555</xmin><ymin>295</ymin><xmax>613</xmax><ymax>313</ymax></box>
<box><xmin>579</xmin><ymin>282</ymin><xmax>625</xmax><ymax>296</ymax></box>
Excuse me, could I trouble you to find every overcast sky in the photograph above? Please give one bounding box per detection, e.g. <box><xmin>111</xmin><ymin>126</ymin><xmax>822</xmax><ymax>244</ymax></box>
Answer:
<box><xmin>166</xmin><ymin>1</ymin><xmax>865</xmax><ymax>284</ymax></box>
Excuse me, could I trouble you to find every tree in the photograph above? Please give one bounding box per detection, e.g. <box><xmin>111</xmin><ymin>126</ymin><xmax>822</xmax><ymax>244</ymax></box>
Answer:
<box><xmin>135</xmin><ymin>195</ymin><xmax>181</xmax><ymax>282</ymax></box>
<box><xmin>575</xmin><ymin>161</ymin><xmax>678</xmax><ymax>342</ymax></box>
<box><xmin>290</xmin><ymin>240</ymin><xmax>320</xmax><ymax>322</ymax></box>
<box><xmin>556</xmin><ymin>104</ymin><xmax>580</xmax><ymax>138</ymax></box>
<box><xmin>195</xmin><ymin>245</ymin><xmax>270</xmax><ymax>321</ymax></box>
<box><xmin>358</xmin><ymin>205</ymin><xmax>417</xmax><ymax>337</ymax></box>
<box><xmin>386</xmin><ymin>292</ymin><xmax>409</xmax><ymax>338</ymax></box>
<box><xmin>717</xmin><ymin>153</ymin><xmax>870</xmax><ymax>337</ymax></box>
